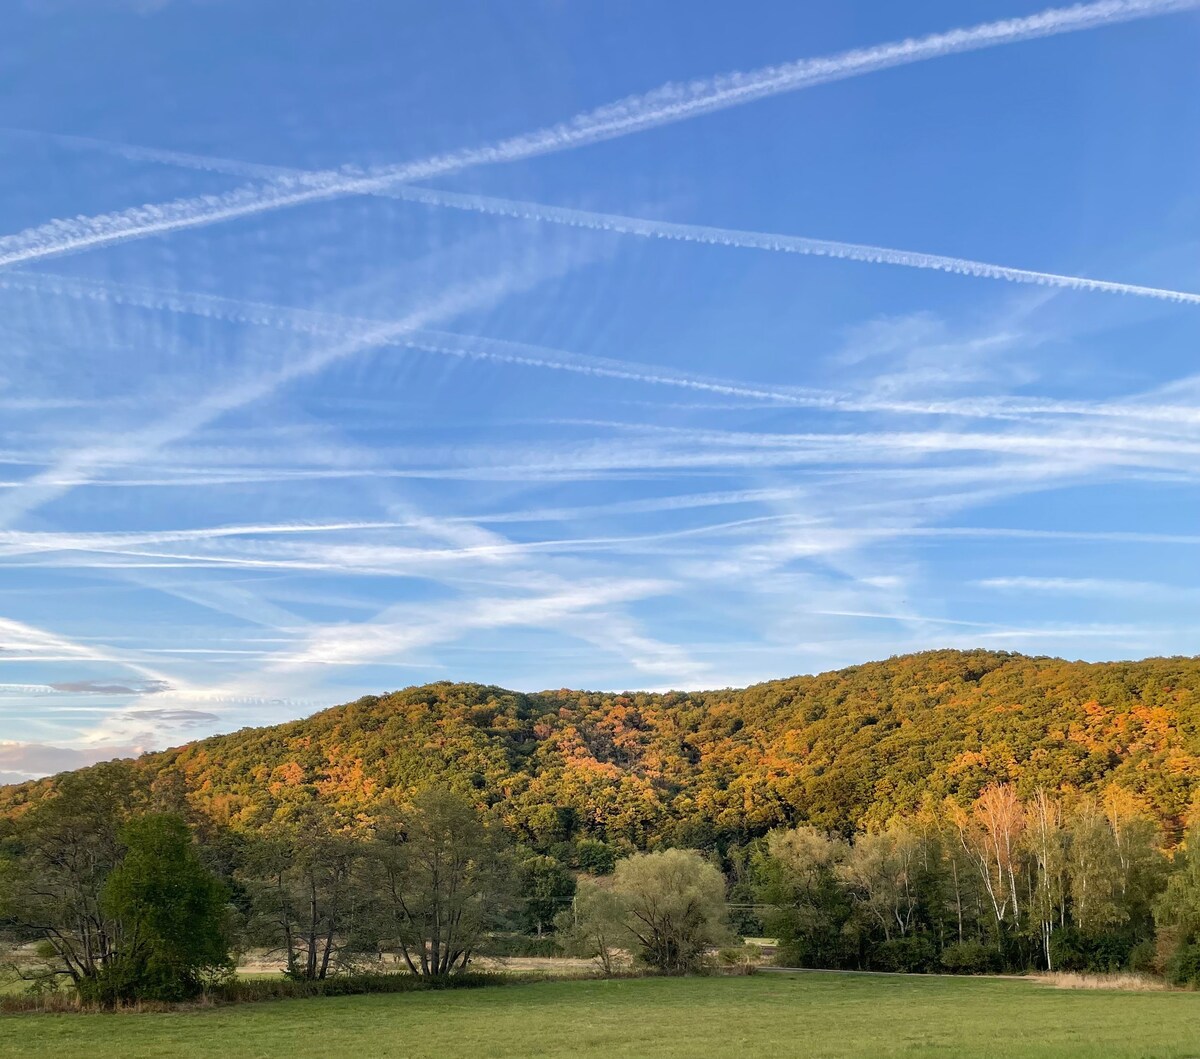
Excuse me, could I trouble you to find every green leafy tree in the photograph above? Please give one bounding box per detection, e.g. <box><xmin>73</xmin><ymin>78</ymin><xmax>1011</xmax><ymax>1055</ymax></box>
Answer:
<box><xmin>1154</xmin><ymin>821</ymin><xmax>1200</xmax><ymax>984</ymax></box>
<box><xmin>1067</xmin><ymin>801</ymin><xmax>1125</xmax><ymax>937</ymax></box>
<box><xmin>839</xmin><ymin>825</ymin><xmax>925</xmax><ymax>941</ymax></box>
<box><xmin>574</xmin><ymin>838</ymin><xmax>616</xmax><ymax>875</ymax></box>
<box><xmin>373</xmin><ymin>788</ymin><xmax>514</xmax><ymax>976</ymax></box>
<box><xmin>755</xmin><ymin>827</ymin><xmax>855</xmax><ymax>968</ymax></box>
<box><xmin>1025</xmin><ymin>789</ymin><xmax>1068</xmax><ymax>970</ymax></box>
<box><xmin>519</xmin><ymin>854</ymin><xmax>575</xmax><ymax>937</ymax></box>
<box><xmin>554</xmin><ymin>877</ymin><xmax>625</xmax><ymax>974</ymax></box>
<box><xmin>240</xmin><ymin>806</ymin><xmax>373</xmax><ymax>980</ymax></box>
<box><xmin>93</xmin><ymin>813</ymin><xmax>232</xmax><ymax>1002</ymax></box>
<box><xmin>610</xmin><ymin>849</ymin><xmax>728</xmax><ymax>973</ymax></box>
<box><xmin>0</xmin><ymin>762</ymin><xmax>145</xmax><ymax>990</ymax></box>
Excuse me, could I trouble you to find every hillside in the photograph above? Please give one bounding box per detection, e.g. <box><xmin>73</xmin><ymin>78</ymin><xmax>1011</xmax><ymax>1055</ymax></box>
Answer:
<box><xmin>3</xmin><ymin>650</ymin><xmax>1199</xmax><ymax>849</ymax></box>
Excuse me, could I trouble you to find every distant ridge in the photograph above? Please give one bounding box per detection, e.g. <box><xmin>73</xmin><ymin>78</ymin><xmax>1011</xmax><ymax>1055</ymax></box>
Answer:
<box><xmin>3</xmin><ymin>650</ymin><xmax>1198</xmax><ymax>847</ymax></box>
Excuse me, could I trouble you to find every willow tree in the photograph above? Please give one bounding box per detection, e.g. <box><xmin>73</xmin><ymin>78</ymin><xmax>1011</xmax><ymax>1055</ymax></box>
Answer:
<box><xmin>611</xmin><ymin>848</ymin><xmax>728</xmax><ymax>973</ymax></box>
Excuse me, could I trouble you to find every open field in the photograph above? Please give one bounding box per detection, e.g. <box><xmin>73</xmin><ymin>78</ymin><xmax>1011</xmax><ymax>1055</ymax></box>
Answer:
<box><xmin>3</xmin><ymin>972</ymin><xmax>1200</xmax><ymax>1059</ymax></box>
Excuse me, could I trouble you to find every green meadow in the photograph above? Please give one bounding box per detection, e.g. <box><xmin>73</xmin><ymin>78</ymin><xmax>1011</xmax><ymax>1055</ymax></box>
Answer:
<box><xmin>4</xmin><ymin>973</ymin><xmax>1199</xmax><ymax>1059</ymax></box>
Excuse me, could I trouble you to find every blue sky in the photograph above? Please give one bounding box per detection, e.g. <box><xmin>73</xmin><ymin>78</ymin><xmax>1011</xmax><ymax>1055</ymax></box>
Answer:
<box><xmin>1</xmin><ymin>0</ymin><xmax>1199</xmax><ymax>781</ymax></box>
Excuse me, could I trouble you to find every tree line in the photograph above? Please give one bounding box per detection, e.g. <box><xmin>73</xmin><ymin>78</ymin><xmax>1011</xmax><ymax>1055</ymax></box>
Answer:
<box><xmin>4</xmin><ymin>647</ymin><xmax>1200</xmax><ymax>1003</ymax></box>
<box><xmin>0</xmin><ymin>762</ymin><xmax>732</xmax><ymax>1003</ymax></box>
<box><xmin>748</xmin><ymin>783</ymin><xmax>1200</xmax><ymax>983</ymax></box>
<box><xmin>6</xmin><ymin>763</ymin><xmax>1200</xmax><ymax>1005</ymax></box>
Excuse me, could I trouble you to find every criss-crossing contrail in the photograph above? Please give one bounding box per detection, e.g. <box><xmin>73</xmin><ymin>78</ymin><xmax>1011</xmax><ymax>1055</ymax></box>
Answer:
<box><xmin>8</xmin><ymin>269</ymin><xmax>1200</xmax><ymax>425</ymax></box>
<box><xmin>29</xmin><ymin>134</ymin><xmax>1200</xmax><ymax>306</ymax></box>
<box><xmin>2</xmin><ymin>0</ymin><xmax>1196</xmax><ymax>269</ymax></box>
<box><xmin>0</xmin><ymin>254</ymin><xmax>566</xmax><ymax>527</ymax></box>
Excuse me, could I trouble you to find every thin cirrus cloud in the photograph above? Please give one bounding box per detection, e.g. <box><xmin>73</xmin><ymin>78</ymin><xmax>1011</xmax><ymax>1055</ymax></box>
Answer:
<box><xmin>2</xmin><ymin>0</ymin><xmax>1197</xmax><ymax>270</ymax></box>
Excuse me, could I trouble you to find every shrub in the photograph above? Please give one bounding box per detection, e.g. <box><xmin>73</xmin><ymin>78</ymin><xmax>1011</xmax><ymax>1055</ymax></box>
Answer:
<box><xmin>716</xmin><ymin>944</ymin><xmax>760</xmax><ymax>972</ymax></box>
<box><xmin>874</xmin><ymin>935</ymin><xmax>937</xmax><ymax>974</ymax></box>
<box><xmin>212</xmin><ymin>970</ymin><xmax>502</xmax><ymax>1004</ymax></box>
<box><xmin>1128</xmin><ymin>940</ymin><xmax>1157</xmax><ymax>975</ymax></box>
<box><xmin>1166</xmin><ymin>943</ymin><xmax>1200</xmax><ymax>987</ymax></box>
<box><xmin>1050</xmin><ymin>928</ymin><xmax>1132</xmax><ymax>973</ymax></box>
<box><xmin>474</xmin><ymin>933</ymin><xmax>562</xmax><ymax>958</ymax></box>
<box><xmin>940</xmin><ymin>940</ymin><xmax>1002</xmax><ymax>975</ymax></box>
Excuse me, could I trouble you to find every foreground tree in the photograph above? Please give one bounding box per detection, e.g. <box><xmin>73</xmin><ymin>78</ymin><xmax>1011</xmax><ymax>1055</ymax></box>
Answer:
<box><xmin>92</xmin><ymin>813</ymin><xmax>232</xmax><ymax>1002</ymax></box>
<box><xmin>755</xmin><ymin>827</ymin><xmax>854</xmax><ymax>968</ymax></box>
<box><xmin>839</xmin><ymin>826</ymin><xmax>925</xmax><ymax>942</ymax></box>
<box><xmin>374</xmin><ymin>788</ymin><xmax>513</xmax><ymax>976</ymax></box>
<box><xmin>0</xmin><ymin>762</ymin><xmax>145</xmax><ymax>989</ymax></box>
<box><xmin>554</xmin><ymin>877</ymin><xmax>625</xmax><ymax>974</ymax></box>
<box><xmin>611</xmin><ymin>849</ymin><xmax>728</xmax><ymax>973</ymax></box>
<box><xmin>241</xmin><ymin>806</ymin><xmax>373</xmax><ymax>980</ymax></box>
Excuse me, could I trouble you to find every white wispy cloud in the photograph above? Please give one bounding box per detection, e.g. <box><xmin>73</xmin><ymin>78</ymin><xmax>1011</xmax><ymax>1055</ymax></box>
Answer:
<box><xmin>0</xmin><ymin>616</ymin><xmax>180</xmax><ymax>688</ymax></box>
<box><xmin>11</xmin><ymin>271</ymin><xmax>1200</xmax><ymax>438</ymax></box>
<box><xmin>27</xmin><ymin>132</ymin><xmax>1200</xmax><ymax>307</ymax></box>
<box><xmin>0</xmin><ymin>241</ymin><xmax>580</xmax><ymax>527</ymax></box>
<box><xmin>3</xmin><ymin>0</ymin><xmax>1195</xmax><ymax>269</ymax></box>
<box><xmin>975</xmin><ymin>575</ymin><xmax>1197</xmax><ymax>597</ymax></box>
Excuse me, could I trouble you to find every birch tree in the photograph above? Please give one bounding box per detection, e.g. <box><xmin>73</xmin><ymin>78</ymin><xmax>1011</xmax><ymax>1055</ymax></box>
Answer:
<box><xmin>954</xmin><ymin>784</ymin><xmax>1024</xmax><ymax>939</ymax></box>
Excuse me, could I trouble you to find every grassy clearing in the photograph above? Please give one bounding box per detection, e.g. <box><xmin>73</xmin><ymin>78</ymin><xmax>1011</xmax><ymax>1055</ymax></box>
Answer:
<box><xmin>3</xmin><ymin>972</ymin><xmax>1200</xmax><ymax>1059</ymax></box>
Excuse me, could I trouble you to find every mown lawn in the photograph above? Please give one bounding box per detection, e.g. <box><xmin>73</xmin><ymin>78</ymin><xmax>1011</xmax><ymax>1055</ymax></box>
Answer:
<box><xmin>4</xmin><ymin>972</ymin><xmax>1200</xmax><ymax>1059</ymax></box>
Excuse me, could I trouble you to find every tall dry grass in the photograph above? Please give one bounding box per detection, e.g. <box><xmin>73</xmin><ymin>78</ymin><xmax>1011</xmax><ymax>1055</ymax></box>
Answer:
<box><xmin>1031</xmin><ymin>971</ymin><xmax>1172</xmax><ymax>992</ymax></box>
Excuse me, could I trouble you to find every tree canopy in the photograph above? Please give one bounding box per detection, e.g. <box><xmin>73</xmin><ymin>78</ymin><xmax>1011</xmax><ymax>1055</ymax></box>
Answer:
<box><xmin>4</xmin><ymin>650</ymin><xmax>1195</xmax><ymax>857</ymax></box>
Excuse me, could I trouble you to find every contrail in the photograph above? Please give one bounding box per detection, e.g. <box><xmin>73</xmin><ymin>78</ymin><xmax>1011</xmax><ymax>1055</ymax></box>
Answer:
<box><xmin>8</xmin><ymin>270</ymin><xmax>1200</xmax><ymax>424</ymax></box>
<box><xmin>3</xmin><ymin>0</ymin><xmax>1196</xmax><ymax>268</ymax></box>
<box><xmin>35</xmin><ymin>133</ymin><xmax>1200</xmax><ymax>306</ymax></box>
<box><xmin>0</xmin><ymin>256</ymin><xmax>562</xmax><ymax>527</ymax></box>
<box><xmin>391</xmin><ymin>186</ymin><xmax>1200</xmax><ymax>306</ymax></box>
<box><xmin>0</xmin><ymin>268</ymin><xmax>846</xmax><ymax>406</ymax></box>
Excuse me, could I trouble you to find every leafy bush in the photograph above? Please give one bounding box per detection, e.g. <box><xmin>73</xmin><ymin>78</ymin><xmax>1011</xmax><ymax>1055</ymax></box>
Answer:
<box><xmin>0</xmin><ymin>971</ymin><xmax>508</xmax><ymax>1013</ymax></box>
<box><xmin>1128</xmin><ymin>940</ymin><xmax>1157</xmax><ymax>975</ymax></box>
<box><xmin>716</xmin><ymin>944</ymin><xmax>760</xmax><ymax>972</ymax></box>
<box><xmin>474</xmin><ymin>933</ymin><xmax>562</xmax><ymax>958</ymax></box>
<box><xmin>1050</xmin><ymin>929</ymin><xmax>1133</xmax><ymax>973</ymax></box>
<box><xmin>1165</xmin><ymin>943</ymin><xmax>1200</xmax><ymax>987</ymax></box>
<box><xmin>940</xmin><ymin>941</ymin><xmax>1002</xmax><ymax>975</ymax></box>
<box><xmin>213</xmin><ymin>970</ymin><xmax>502</xmax><ymax>1004</ymax></box>
<box><xmin>874</xmin><ymin>935</ymin><xmax>937</xmax><ymax>974</ymax></box>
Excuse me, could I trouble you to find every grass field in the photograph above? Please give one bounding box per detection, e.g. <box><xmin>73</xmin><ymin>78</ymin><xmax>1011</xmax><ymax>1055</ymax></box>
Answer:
<box><xmin>3</xmin><ymin>972</ymin><xmax>1199</xmax><ymax>1059</ymax></box>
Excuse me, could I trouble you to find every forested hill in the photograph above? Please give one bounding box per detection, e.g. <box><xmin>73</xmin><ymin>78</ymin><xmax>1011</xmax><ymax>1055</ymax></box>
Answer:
<box><xmin>3</xmin><ymin>650</ymin><xmax>1199</xmax><ymax>849</ymax></box>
